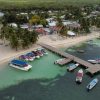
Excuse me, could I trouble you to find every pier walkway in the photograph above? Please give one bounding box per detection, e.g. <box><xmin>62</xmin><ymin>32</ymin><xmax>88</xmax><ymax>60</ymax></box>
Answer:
<box><xmin>39</xmin><ymin>43</ymin><xmax>100</xmax><ymax>75</ymax></box>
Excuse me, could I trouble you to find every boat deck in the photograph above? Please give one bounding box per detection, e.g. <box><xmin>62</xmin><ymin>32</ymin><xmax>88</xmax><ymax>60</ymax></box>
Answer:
<box><xmin>56</xmin><ymin>58</ymin><xmax>72</xmax><ymax>65</ymax></box>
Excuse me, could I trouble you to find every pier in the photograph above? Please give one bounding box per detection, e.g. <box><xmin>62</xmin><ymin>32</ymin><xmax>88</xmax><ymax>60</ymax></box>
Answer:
<box><xmin>39</xmin><ymin>43</ymin><xmax>100</xmax><ymax>75</ymax></box>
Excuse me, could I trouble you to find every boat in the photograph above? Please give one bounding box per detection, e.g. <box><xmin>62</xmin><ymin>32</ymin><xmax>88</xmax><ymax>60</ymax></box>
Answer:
<box><xmin>9</xmin><ymin>59</ymin><xmax>32</xmax><ymax>71</ymax></box>
<box><xmin>67</xmin><ymin>63</ymin><xmax>79</xmax><ymax>71</ymax></box>
<box><xmin>26</xmin><ymin>52</ymin><xmax>35</xmax><ymax>58</ymax></box>
<box><xmin>26</xmin><ymin>56</ymin><xmax>34</xmax><ymax>61</ymax></box>
<box><xmin>87</xmin><ymin>78</ymin><xmax>99</xmax><ymax>91</ymax></box>
<box><xmin>88</xmin><ymin>59</ymin><xmax>100</xmax><ymax>64</ymax></box>
<box><xmin>32</xmin><ymin>50</ymin><xmax>40</xmax><ymax>58</ymax></box>
<box><xmin>36</xmin><ymin>49</ymin><xmax>43</xmax><ymax>57</ymax></box>
<box><xmin>76</xmin><ymin>69</ymin><xmax>83</xmax><ymax>83</ymax></box>
<box><xmin>19</xmin><ymin>55</ymin><xmax>29</xmax><ymax>61</ymax></box>
<box><xmin>37</xmin><ymin>48</ymin><xmax>48</xmax><ymax>55</ymax></box>
<box><xmin>54</xmin><ymin>58</ymin><xmax>64</xmax><ymax>64</ymax></box>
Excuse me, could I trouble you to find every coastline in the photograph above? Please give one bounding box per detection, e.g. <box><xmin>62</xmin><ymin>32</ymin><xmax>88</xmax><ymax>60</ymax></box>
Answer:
<box><xmin>0</xmin><ymin>44</ymin><xmax>40</xmax><ymax>65</ymax></box>
<box><xmin>38</xmin><ymin>32</ymin><xmax>100</xmax><ymax>48</ymax></box>
<box><xmin>0</xmin><ymin>31</ymin><xmax>99</xmax><ymax>65</ymax></box>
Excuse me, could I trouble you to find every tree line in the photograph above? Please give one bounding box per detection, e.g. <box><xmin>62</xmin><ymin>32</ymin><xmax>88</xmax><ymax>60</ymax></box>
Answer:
<box><xmin>0</xmin><ymin>24</ymin><xmax>38</xmax><ymax>50</ymax></box>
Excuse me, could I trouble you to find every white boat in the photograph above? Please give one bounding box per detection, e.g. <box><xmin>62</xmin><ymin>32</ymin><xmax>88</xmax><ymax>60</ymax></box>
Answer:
<box><xmin>76</xmin><ymin>69</ymin><xmax>83</xmax><ymax>83</ymax></box>
<box><xmin>9</xmin><ymin>60</ymin><xmax>32</xmax><ymax>71</ymax></box>
<box><xmin>88</xmin><ymin>59</ymin><xmax>100</xmax><ymax>64</ymax></box>
<box><xmin>67</xmin><ymin>63</ymin><xmax>79</xmax><ymax>71</ymax></box>
<box><xmin>87</xmin><ymin>78</ymin><xmax>99</xmax><ymax>91</ymax></box>
<box><xmin>54</xmin><ymin>58</ymin><xmax>64</xmax><ymax>64</ymax></box>
<box><xmin>37</xmin><ymin>48</ymin><xmax>48</xmax><ymax>55</ymax></box>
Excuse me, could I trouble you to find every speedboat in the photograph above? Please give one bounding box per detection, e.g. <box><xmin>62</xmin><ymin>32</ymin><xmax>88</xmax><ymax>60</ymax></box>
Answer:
<box><xmin>54</xmin><ymin>58</ymin><xmax>64</xmax><ymax>64</ymax></box>
<box><xmin>88</xmin><ymin>59</ymin><xmax>100</xmax><ymax>64</ymax></box>
<box><xmin>67</xmin><ymin>63</ymin><xmax>79</xmax><ymax>71</ymax></box>
<box><xmin>87</xmin><ymin>78</ymin><xmax>98</xmax><ymax>91</ymax></box>
<box><xmin>32</xmin><ymin>50</ymin><xmax>40</xmax><ymax>58</ymax></box>
<box><xmin>19</xmin><ymin>55</ymin><xmax>29</xmax><ymax>61</ymax></box>
<box><xmin>76</xmin><ymin>69</ymin><xmax>83</xmax><ymax>83</ymax></box>
<box><xmin>9</xmin><ymin>59</ymin><xmax>32</xmax><ymax>71</ymax></box>
<box><xmin>37</xmin><ymin>48</ymin><xmax>48</xmax><ymax>55</ymax></box>
<box><xmin>36</xmin><ymin>49</ymin><xmax>43</xmax><ymax>57</ymax></box>
<box><xmin>26</xmin><ymin>52</ymin><xmax>35</xmax><ymax>58</ymax></box>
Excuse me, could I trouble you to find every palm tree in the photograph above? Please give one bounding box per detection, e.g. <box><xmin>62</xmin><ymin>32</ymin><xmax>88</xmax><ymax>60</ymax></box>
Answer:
<box><xmin>59</xmin><ymin>26</ymin><xmax>68</xmax><ymax>37</ymax></box>
<box><xmin>9</xmin><ymin>33</ymin><xmax>19</xmax><ymax>51</ymax></box>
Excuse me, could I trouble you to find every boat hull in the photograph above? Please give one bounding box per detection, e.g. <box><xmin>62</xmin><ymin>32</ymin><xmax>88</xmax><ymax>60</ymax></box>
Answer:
<box><xmin>87</xmin><ymin>78</ymin><xmax>98</xmax><ymax>91</ymax></box>
<box><xmin>9</xmin><ymin>63</ymin><xmax>32</xmax><ymax>71</ymax></box>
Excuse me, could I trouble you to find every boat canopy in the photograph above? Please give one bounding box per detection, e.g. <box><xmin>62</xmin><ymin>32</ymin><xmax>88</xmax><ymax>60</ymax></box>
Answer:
<box><xmin>11</xmin><ymin>60</ymin><xmax>27</xmax><ymax>67</ymax></box>
<box><xmin>77</xmin><ymin>73</ymin><xmax>83</xmax><ymax>77</ymax></box>
<box><xmin>26</xmin><ymin>52</ymin><xmax>35</xmax><ymax>56</ymax></box>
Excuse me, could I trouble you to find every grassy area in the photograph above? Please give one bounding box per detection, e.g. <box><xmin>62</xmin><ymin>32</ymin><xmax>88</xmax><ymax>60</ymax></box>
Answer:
<box><xmin>0</xmin><ymin>0</ymin><xmax>100</xmax><ymax>9</ymax></box>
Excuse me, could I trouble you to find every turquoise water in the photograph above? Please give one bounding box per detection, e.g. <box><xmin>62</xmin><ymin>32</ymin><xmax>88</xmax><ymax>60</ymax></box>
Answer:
<box><xmin>0</xmin><ymin>51</ymin><xmax>66</xmax><ymax>89</ymax></box>
<box><xmin>0</xmin><ymin>38</ymin><xmax>100</xmax><ymax>100</ymax></box>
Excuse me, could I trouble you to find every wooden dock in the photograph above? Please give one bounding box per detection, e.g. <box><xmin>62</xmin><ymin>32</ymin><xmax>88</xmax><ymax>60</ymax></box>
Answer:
<box><xmin>39</xmin><ymin>43</ymin><xmax>100</xmax><ymax>75</ymax></box>
<box><xmin>55</xmin><ymin>58</ymin><xmax>72</xmax><ymax>65</ymax></box>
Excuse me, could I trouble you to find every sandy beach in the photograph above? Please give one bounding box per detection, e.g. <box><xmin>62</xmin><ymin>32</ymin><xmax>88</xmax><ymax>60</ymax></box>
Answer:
<box><xmin>38</xmin><ymin>32</ymin><xmax>100</xmax><ymax>48</ymax></box>
<box><xmin>0</xmin><ymin>31</ymin><xmax>100</xmax><ymax>64</ymax></box>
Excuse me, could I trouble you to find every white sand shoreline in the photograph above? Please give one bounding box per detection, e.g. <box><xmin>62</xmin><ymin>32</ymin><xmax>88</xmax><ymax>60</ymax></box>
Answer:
<box><xmin>0</xmin><ymin>31</ymin><xmax>100</xmax><ymax>65</ymax></box>
<box><xmin>0</xmin><ymin>45</ymin><xmax>40</xmax><ymax>65</ymax></box>
<box><xmin>38</xmin><ymin>32</ymin><xmax>100</xmax><ymax>48</ymax></box>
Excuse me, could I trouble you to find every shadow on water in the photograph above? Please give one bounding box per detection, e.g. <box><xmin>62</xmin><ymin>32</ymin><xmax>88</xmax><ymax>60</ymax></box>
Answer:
<box><xmin>0</xmin><ymin>71</ymin><xmax>100</xmax><ymax>100</ymax></box>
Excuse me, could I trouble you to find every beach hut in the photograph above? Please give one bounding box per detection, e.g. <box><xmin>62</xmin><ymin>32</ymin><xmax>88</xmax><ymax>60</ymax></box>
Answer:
<box><xmin>48</xmin><ymin>21</ymin><xmax>57</xmax><ymax>27</ymax></box>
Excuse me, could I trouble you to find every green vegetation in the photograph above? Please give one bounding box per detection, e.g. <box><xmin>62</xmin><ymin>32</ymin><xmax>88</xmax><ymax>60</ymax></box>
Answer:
<box><xmin>0</xmin><ymin>0</ymin><xmax>100</xmax><ymax>9</ymax></box>
<box><xmin>0</xmin><ymin>25</ymin><xmax>39</xmax><ymax>50</ymax></box>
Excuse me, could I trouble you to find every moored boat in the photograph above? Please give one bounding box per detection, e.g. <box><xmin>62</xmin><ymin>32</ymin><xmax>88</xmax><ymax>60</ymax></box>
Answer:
<box><xmin>54</xmin><ymin>58</ymin><xmax>64</xmax><ymax>64</ymax></box>
<box><xmin>19</xmin><ymin>55</ymin><xmax>28</xmax><ymax>61</ymax></box>
<box><xmin>36</xmin><ymin>49</ymin><xmax>43</xmax><ymax>57</ymax></box>
<box><xmin>26</xmin><ymin>52</ymin><xmax>35</xmax><ymax>61</ymax></box>
<box><xmin>67</xmin><ymin>63</ymin><xmax>79</xmax><ymax>71</ymax></box>
<box><xmin>32</xmin><ymin>51</ymin><xmax>40</xmax><ymax>59</ymax></box>
<box><xmin>88</xmin><ymin>59</ymin><xmax>100</xmax><ymax>64</ymax></box>
<box><xmin>87</xmin><ymin>78</ymin><xmax>99</xmax><ymax>91</ymax></box>
<box><xmin>37</xmin><ymin>48</ymin><xmax>48</xmax><ymax>55</ymax></box>
<box><xmin>9</xmin><ymin>59</ymin><xmax>32</xmax><ymax>71</ymax></box>
<box><xmin>76</xmin><ymin>69</ymin><xmax>83</xmax><ymax>83</ymax></box>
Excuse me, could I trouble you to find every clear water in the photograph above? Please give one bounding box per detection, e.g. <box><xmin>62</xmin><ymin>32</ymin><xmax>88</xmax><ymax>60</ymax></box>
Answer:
<box><xmin>0</xmin><ymin>38</ymin><xmax>100</xmax><ymax>100</ymax></box>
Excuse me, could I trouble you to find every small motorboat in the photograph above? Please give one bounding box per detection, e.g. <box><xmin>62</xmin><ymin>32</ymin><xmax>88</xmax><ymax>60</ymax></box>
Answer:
<box><xmin>87</xmin><ymin>78</ymin><xmax>99</xmax><ymax>91</ymax></box>
<box><xmin>9</xmin><ymin>59</ymin><xmax>32</xmax><ymax>71</ymax></box>
<box><xmin>67</xmin><ymin>63</ymin><xmax>79</xmax><ymax>71</ymax></box>
<box><xmin>19</xmin><ymin>55</ymin><xmax>28</xmax><ymax>61</ymax></box>
<box><xmin>37</xmin><ymin>48</ymin><xmax>48</xmax><ymax>55</ymax></box>
<box><xmin>26</xmin><ymin>52</ymin><xmax>35</xmax><ymax>60</ymax></box>
<box><xmin>36</xmin><ymin>49</ymin><xmax>43</xmax><ymax>57</ymax></box>
<box><xmin>88</xmin><ymin>59</ymin><xmax>100</xmax><ymax>64</ymax></box>
<box><xmin>54</xmin><ymin>58</ymin><xmax>64</xmax><ymax>64</ymax></box>
<box><xmin>32</xmin><ymin>51</ymin><xmax>40</xmax><ymax>59</ymax></box>
<box><xmin>76</xmin><ymin>69</ymin><xmax>83</xmax><ymax>83</ymax></box>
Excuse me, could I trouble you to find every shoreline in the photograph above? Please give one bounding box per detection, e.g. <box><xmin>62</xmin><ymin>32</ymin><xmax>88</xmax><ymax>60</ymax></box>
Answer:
<box><xmin>0</xmin><ymin>32</ymin><xmax>100</xmax><ymax>65</ymax></box>
<box><xmin>0</xmin><ymin>44</ymin><xmax>40</xmax><ymax>65</ymax></box>
<box><xmin>38</xmin><ymin>32</ymin><xmax>100</xmax><ymax>48</ymax></box>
